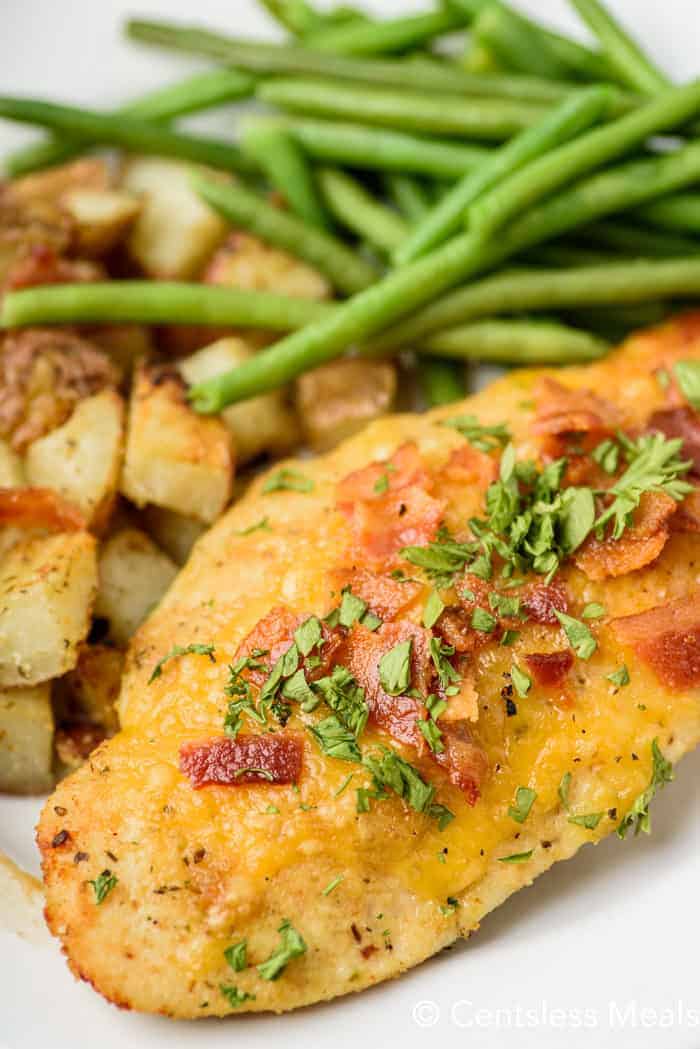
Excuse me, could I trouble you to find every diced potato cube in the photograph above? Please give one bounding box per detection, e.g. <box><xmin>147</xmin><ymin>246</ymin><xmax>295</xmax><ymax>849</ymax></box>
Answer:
<box><xmin>60</xmin><ymin>643</ymin><xmax>124</xmax><ymax>735</ymax></box>
<box><xmin>62</xmin><ymin>188</ymin><xmax>140</xmax><ymax>256</ymax></box>
<box><xmin>8</xmin><ymin>158</ymin><xmax>110</xmax><ymax>209</ymax></box>
<box><xmin>141</xmin><ymin>505</ymin><xmax>206</xmax><ymax>567</ymax></box>
<box><xmin>179</xmin><ymin>337</ymin><xmax>300</xmax><ymax>464</ymax></box>
<box><xmin>121</xmin><ymin>363</ymin><xmax>233</xmax><ymax>523</ymax></box>
<box><xmin>94</xmin><ymin>528</ymin><xmax>178</xmax><ymax>646</ymax></box>
<box><xmin>121</xmin><ymin>157</ymin><xmax>230</xmax><ymax>278</ymax></box>
<box><xmin>296</xmin><ymin>358</ymin><xmax>397</xmax><ymax>450</ymax></box>
<box><xmin>0</xmin><ymin>439</ymin><xmax>24</xmax><ymax>487</ymax></box>
<box><xmin>0</xmin><ymin>531</ymin><xmax>97</xmax><ymax>687</ymax></box>
<box><xmin>205</xmin><ymin>230</ymin><xmax>332</xmax><ymax>301</ymax></box>
<box><xmin>0</xmin><ymin>683</ymin><xmax>54</xmax><ymax>794</ymax></box>
<box><xmin>25</xmin><ymin>390</ymin><xmax>125</xmax><ymax>532</ymax></box>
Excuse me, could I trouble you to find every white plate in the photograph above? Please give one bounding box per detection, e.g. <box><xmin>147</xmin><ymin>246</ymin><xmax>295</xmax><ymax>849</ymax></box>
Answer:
<box><xmin>1</xmin><ymin>2</ymin><xmax>700</xmax><ymax>1046</ymax></box>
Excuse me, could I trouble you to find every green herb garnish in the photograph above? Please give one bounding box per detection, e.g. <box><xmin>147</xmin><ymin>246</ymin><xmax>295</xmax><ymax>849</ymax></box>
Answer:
<box><xmin>313</xmin><ymin>665</ymin><xmax>368</xmax><ymax>738</ymax></box>
<box><xmin>235</xmin><ymin>517</ymin><xmax>270</xmax><ymax>536</ymax></box>
<box><xmin>674</xmin><ymin>359</ymin><xmax>700</xmax><ymax>409</ymax></box>
<box><xmin>257</xmin><ymin>920</ymin><xmax>307</xmax><ymax>981</ymax></box>
<box><xmin>379</xmin><ymin>639</ymin><xmax>412</xmax><ymax>696</ymax></box>
<box><xmin>558</xmin><ymin>771</ymin><xmax>572</xmax><ymax>810</ymax></box>
<box><xmin>510</xmin><ymin>663</ymin><xmax>531</xmax><ymax>698</ymax></box>
<box><xmin>339</xmin><ymin>589</ymin><xmax>368</xmax><ymax>628</ymax></box>
<box><xmin>263</xmin><ymin>468</ymin><xmax>314</xmax><ymax>494</ymax></box>
<box><xmin>148</xmin><ymin>643</ymin><xmax>215</xmax><ymax>684</ymax></box>
<box><xmin>220</xmin><ymin>984</ymin><xmax>255</xmax><ymax>1007</ymax></box>
<box><xmin>617</xmin><ymin>738</ymin><xmax>673</xmax><ymax>838</ymax></box>
<box><xmin>606</xmin><ymin>664</ymin><xmax>630</xmax><ymax>688</ymax></box>
<box><xmin>582</xmin><ymin>603</ymin><xmax>606</xmax><ymax>620</ymax></box>
<box><xmin>508</xmin><ymin>786</ymin><xmax>537</xmax><ymax>824</ymax></box>
<box><xmin>498</xmin><ymin>850</ymin><xmax>534</xmax><ymax>864</ymax></box>
<box><xmin>322</xmin><ymin>875</ymin><xmax>344</xmax><ymax>896</ymax></box>
<box><xmin>441</xmin><ymin>414</ymin><xmax>511</xmax><ymax>452</ymax></box>
<box><xmin>423</xmin><ymin>590</ymin><xmax>445</xmax><ymax>630</ymax></box>
<box><xmin>88</xmin><ymin>869</ymin><xmax>117</xmax><ymax>905</ymax></box>
<box><xmin>568</xmin><ymin>812</ymin><xmax>603</xmax><ymax>830</ymax></box>
<box><xmin>555</xmin><ymin>610</ymin><xmax>597</xmax><ymax>660</ymax></box>
<box><xmin>224</xmin><ymin>941</ymin><xmax>248</xmax><ymax>973</ymax></box>
<box><xmin>309</xmin><ymin>715</ymin><xmax>362</xmax><ymax>763</ymax></box>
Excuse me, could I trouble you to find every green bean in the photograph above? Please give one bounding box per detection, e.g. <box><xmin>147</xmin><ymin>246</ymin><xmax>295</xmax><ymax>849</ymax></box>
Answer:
<box><xmin>569</xmin><ymin>0</ymin><xmax>667</xmax><ymax>95</ymax></box>
<box><xmin>257</xmin><ymin>77</ymin><xmax>549</xmax><ymax>141</ymax></box>
<box><xmin>395</xmin><ymin>84</ymin><xmax>610</xmax><ymax>265</ymax></box>
<box><xmin>317</xmin><ymin>168</ymin><xmax>408</xmax><ymax>254</ymax></box>
<box><xmin>241</xmin><ymin>123</ymin><xmax>329</xmax><ymax>229</ymax></box>
<box><xmin>384</xmin><ymin>174</ymin><xmax>433</xmax><ymax>222</ymax></box>
<box><xmin>562</xmin><ymin>301</ymin><xmax>671</xmax><ymax>339</ymax></box>
<box><xmin>422</xmin><ymin>318</ymin><xmax>609</xmax><ymax>363</ymax></box>
<box><xmin>472</xmin><ymin>1</ymin><xmax>573</xmax><ymax>81</ymax></box>
<box><xmin>633</xmin><ymin>193</ymin><xmax>700</xmax><ymax>235</ymax></box>
<box><xmin>369</xmin><ymin>257</ymin><xmax>700</xmax><ymax>354</ymax></box>
<box><xmin>574</xmin><ymin>219</ymin><xmax>700</xmax><ymax>258</ymax></box>
<box><xmin>261</xmin><ymin>116</ymin><xmax>492</xmax><ymax>178</ymax></box>
<box><xmin>417</xmin><ymin>356</ymin><xmax>466</xmax><ymax>406</ymax></box>
<box><xmin>469</xmin><ymin>79</ymin><xmax>700</xmax><ymax>241</ymax></box>
<box><xmin>297</xmin><ymin>8</ymin><xmax>469</xmax><ymax>56</ymax></box>
<box><xmin>0</xmin><ymin>281</ymin><xmax>333</xmax><ymax>330</ymax></box>
<box><xmin>4</xmin><ymin>69</ymin><xmax>256</xmax><ymax>177</ymax></box>
<box><xmin>0</xmin><ymin>96</ymin><xmax>253</xmax><ymax>175</ymax></box>
<box><xmin>125</xmin><ymin>19</ymin><xmax>619</xmax><ymax>107</ymax></box>
<box><xmin>258</xmin><ymin>0</ymin><xmax>327</xmax><ymax>35</ymax></box>
<box><xmin>460</xmin><ymin>40</ymin><xmax>506</xmax><ymax>75</ymax></box>
<box><xmin>189</xmin><ymin>140</ymin><xmax>700</xmax><ymax>410</ymax></box>
<box><xmin>521</xmin><ymin>244</ymin><xmax>620</xmax><ymax>267</ymax></box>
<box><xmin>192</xmin><ymin>173</ymin><xmax>377</xmax><ymax>295</ymax></box>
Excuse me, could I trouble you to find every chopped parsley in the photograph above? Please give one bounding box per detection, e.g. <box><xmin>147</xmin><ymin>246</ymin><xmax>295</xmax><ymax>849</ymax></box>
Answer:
<box><xmin>558</xmin><ymin>771</ymin><xmax>572</xmax><ymax>809</ymax></box>
<box><xmin>257</xmin><ymin>920</ymin><xmax>307</xmax><ymax>981</ymax></box>
<box><xmin>488</xmin><ymin>591</ymin><xmax>521</xmax><ymax>618</ymax></box>
<box><xmin>674</xmin><ymin>359</ymin><xmax>700</xmax><ymax>409</ymax></box>
<box><xmin>500</xmin><ymin>629</ymin><xmax>519</xmax><ymax>647</ymax></box>
<box><xmin>471</xmin><ymin>607</ymin><xmax>497</xmax><ymax>633</ymax></box>
<box><xmin>401</xmin><ymin>532</ymin><xmax>477</xmax><ymax>589</ymax></box>
<box><xmin>309</xmin><ymin>715</ymin><xmax>362</xmax><ymax>763</ymax></box>
<box><xmin>510</xmin><ymin>663</ymin><xmax>531</xmax><ymax>698</ymax></box>
<box><xmin>88</xmin><ymin>869</ymin><xmax>117</xmax><ymax>905</ymax></box>
<box><xmin>148</xmin><ymin>643</ymin><xmax>215</xmax><ymax>684</ymax></box>
<box><xmin>224</xmin><ymin>940</ymin><xmax>248</xmax><ymax>972</ymax></box>
<box><xmin>263</xmin><ymin>468</ymin><xmax>314</xmax><ymax>494</ymax></box>
<box><xmin>498</xmin><ymin>850</ymin><xmax>533</xmax><ymax>864</ymax></box>
<box><xmin>322</xmin><ymin>875</ymin><xmax>344</xmax><ymax>896</ymax></box>
<box><xmin>617</xmin><ymin>738</ymin><xmax>673</xmax><ymax>839</ymax></box>
<box><xmin>220</xmin><ymin>984</ymin><xmax>255</xmax><ymax>1007</ymax></box>
<box><xmin>235</xmin><ymin>517</ymin><xmax>270</xmax><ymax>536</ymax></box>
<box><xmin>441</xmin><ymin>414</ymin><xmax>511</xmax><ymax>452</ymax></box>
<box><xmin>592</xmin><ymin>438</ymin><xmax>619</xmax><ymax>475</ymax></box>
<box><xmin>430</xmin><ymin>637</ymin><xmax>460</xmax><ymax>689</ymax></box>
<box><xmin>373</xmin><ymin>473</ymin><xmax>390</xmax><ymax>494</ymax></box>
<box><xmin>281</xmin><ymin>668</ymin><xmax>318</xmax><ymax>710</ymax></box>
<box><xmin>417</xmin><ymin>716</ymin><xmax>445</xmax><ymax>755</ymax></box>
<box><xmin>362</xmin><ymin>611</ymin><xmax>383</xmax><ymax>631</ymax></box>
<box><xmin>363</xmin><ymin>746</ymin><xmax>453</xmax><ymax>829</ymax></box>
<box><xmin>508</xmin><ymin>786</ymin><xmax>537</xmax><ymax>824</ymax></box>
<box><xmin>339</xmin><ymin>589</ymin><xmax>367</xmax><ymax>628</ymax></box>
<box><xmin>294</xmin><ymin>616</ymin><xmax>323</xmax><ymax>656</ymax></box>
<box><xmin>313</xmin><ymin>665</ymin><xmax>368</xmax><ymax>737</ymax></box>
<box><xmin>555</xmin><ymin>610</ymin><xmax>597</xmax><ymax>660</ymax></box>
<box><xmin>606</xmin><ymin>664</ymin><xmax>630</xmax><ymax>688</ymax></box>
<box><xmin>568</xmin><ymin>811</ymin><xmax>603</xmax><ymax>830</ymax></box>
<box><xmin>334</xmin><ymin>773</ymin><xmax>354</xmax><ymax>797</ymax></box>
<box><xmin>422</xmin><ymin>590</ymin><xmax>445</xmax><ymax>630</ymax></box>
<box><xmin>582</xmin><ymin>603</ymin><xmax>606</xmax><ymax>620</ymax></box>
<box><xmin>379</xmin><ymin>639</ymin><xmax>412</xmax><ymax>696</ymax></box>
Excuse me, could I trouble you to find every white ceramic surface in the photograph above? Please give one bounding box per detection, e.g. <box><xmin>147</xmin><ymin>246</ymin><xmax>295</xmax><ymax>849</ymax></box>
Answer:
<box><xmin>1</xmin><ymin>3</ymin><xmax>700</xmax><ymax>1046</ymax></box>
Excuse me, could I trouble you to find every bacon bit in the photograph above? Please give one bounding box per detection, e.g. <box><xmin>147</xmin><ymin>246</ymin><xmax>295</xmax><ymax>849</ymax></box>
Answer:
<box><xmin>521</xmin><ymin>582</ymin><xmax>569</xmax><ymax>625</ymax></box>
<box><xmin>611</xmin><ymin>592</ymin><xmax>700</xmax><ymax>689</ymax></box>
<box><xmin>647</xmin><ymin>406</ymin><xmax>700</xmax><ymax>475</ymax></box>
<box><xmin>180</xmin><ymin>734</ymin><xmax>303</xmax><ymax>788</ymax></box>
<box><xmin>337</xmin><ymin>443</ymin><xmax>446</xmax><ymax>566</ymax></box>
<box><xmin>672</xmin><ymin>486</ymin><xmax>700</xmax><ymax>532</ymax></box>
<box><xmin>0</xmin><ymin>487</ymin><xmax>85</xmax><ymax>532</ymax></box>
<box><xmin>234</xmin><ymin>605</ymin><xmax>341</xmax><ymax>685</ymax></box>
<box><xmin>438</xmin><ymin>443</ymin><xmax>498</xmax><ymax>489</ymax></box>
<box><xmin>329</xmin><ymin>567</ymin><xmax>422</xmax><ymax>622</ymax></box>
<box><xmin>575</xmin><ymin>490</ymin><xmax>677</xmax><ymax>580</ymax></box>
<box><xmin>434</xmin><ymin>720</ymin><xmax>488</xmax><ymax>805</ymax></box>
<box><xmin>525</xmin><ymin>650</ymin><xmax>574</xmax><ymax>688</ymax></box>
<box><xmin>334</xmin><ymin>621</ymin><xmax>431</xmax><ymax>747</ymax></box>
<box><xmin>534</xmin><ymin>378</ymin><xmax>619</xmax><ymax>483</ymax></box>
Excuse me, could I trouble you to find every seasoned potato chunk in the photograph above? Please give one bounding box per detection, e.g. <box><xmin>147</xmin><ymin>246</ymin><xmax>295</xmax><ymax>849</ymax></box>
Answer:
<box><xmin>296</xmin><ymin>358</ymin><xmax>397</xmax><ymax>450</ymax></box>
<box><xmin>0</xmin><ymin>531</ymin><xmax>97</xmax><ymax>686</ymax></box>
<box><xmin>205</xmin><ymin>230</ymin><xmax>332</xmax><ymax>301</ymax></box>
<box><xmin>60</xmin><ymin>643</ymin><xmax>124</xmax><ymax>735</ymax></box>
<box><xmin>94</xmin><ymin>528</ymin><xmax>177</xmax><ymax>646</ymax></box>
<box><xmin>121</xmin><ymin>363</ymin><xmax>233</xmax><ymax>523</ymax></box>
<box><xmin>62</xmin><ymin>188</ymin><xmax>140</xmax><ymax>256</ymax></box>
<box><xmin>179</xmin><ymin>337</ymin><xmax>299</xmax><ymax>464</ymax></box>
<box><xmin>25</xmin><ymin>390</ymin><xmax>125</xmax><ymax>532</ymax></box>
<box><xmin>0</xmin><ymin>683</ymin><xmax>54</xmax><ymax>794</ymax></box>
<box><xmin>120</xmin><ymin>158</ymin><xmax>230</xmax><ymax>278</ymax></box>
<box><xmin>141</xmin><ymin>505</ymin><xmax>206</xmax><ymax>567</ymax></box>
<box><xmin>7</xmin><ymin>157</ymin><xmax>109</xmax><ymax>209</ymax></box>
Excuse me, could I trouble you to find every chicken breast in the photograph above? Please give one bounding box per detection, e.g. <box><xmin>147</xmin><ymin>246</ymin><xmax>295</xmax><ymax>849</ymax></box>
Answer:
<box><xmin>39</xmin><ymin>313</ymin><xmax>700</xmax><ymax>1018</ymax></box>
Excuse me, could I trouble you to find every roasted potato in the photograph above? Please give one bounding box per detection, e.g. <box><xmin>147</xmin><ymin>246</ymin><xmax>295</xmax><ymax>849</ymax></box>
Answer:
<box><xmin>121</xmin><ymin>363</ymin><xmax>233</xmax><ymax>523</ymax></box>
<box><xmin>0</xmin><ymin>683</ymin><xmax>54</xmax><ymax>794</ymax></box>
<box><xmin>120</xmin><ymin>158</ymin><xmax>230</xmax><ymax>279</ymax></box>
<box><xmin>140</xmin><ymin>504</ymin><xmax>206</xmax><ymax>567</ymax></box>
<box><xmin>179</xmin><ymin>337</ymin><xmax>300</xmax><ymax>463</ymax></box>
<box><xmin>0</xmin><ymin>531</ymin><xmax>97</xmax><ymax>687</ymax></box>
<box><xmin>24</xmin><ymin>390</ymin><xmax>125</xmax><ymax>532</ymax></box>
<box><xmin>296</xmin><ymin>358</ymin><xmax>397</xmax><ymax>450</ymax></box>
<box><xmin>62</xmin><ymin>188</ymin><xmax>140</xmax><ymax>256</ymax></box>
<box><xmin>205</xmin><ymin>230</ymin><xmax>332</xmax><ymax>302</ymax></box>
<box><xmin>6</xmin><ymin>157</ymin><xmax>109</xmax><ymax>210</ymax></box>
<box><xmin>59</xmin><ymin>643</ymin><xmax>124</xmax><ymax>736</ymax></box>
<box><xmin>94</xmin><ymin>528</ymin><xmax>177</xmax><ymax>646</ymax></box>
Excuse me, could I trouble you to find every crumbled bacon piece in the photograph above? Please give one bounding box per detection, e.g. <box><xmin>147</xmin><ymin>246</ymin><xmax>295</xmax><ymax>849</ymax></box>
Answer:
<box><xmin>575</xmin><ymin>491</ymin><xmax>677</xmax><ymax>580</ymax></box>
<box><xmin>525</xmin><ymin>650</ymin><xmax>574</xmax><ymax>688</ymax></box>
<box><xmin>611</xmin><ymin>593</ymin><xmax>700</xmax><ymax>689</ymax></box>
<box><xmin>521</xmin><ymin>582</ymin><xmax>569</xmax><ymax>625</ymax></box>
<box><xmin>672</xmin><ymin>486</ymin><xmax>700</xmax><ymax>532</ymax></box>
<box><xmin>337</xmin><ymin>443</ymin><xmax>445</xmax><ymax>566</ymax></box>
<box><xmin>234</xmin><ymin>605</ymin><xmax>342</xmax><ymax>685</ymax></box>
<box><xmin>534</xmin><ymin>378</ymin><xmax>619</xmax><ymax>483</ymax></box>
<box><xmin>180</xmin><ymin>734</ymin><xmax>303</xmax><ymax>788</ymax></box>
<box><xmin>647</xmin><ymin>406</ymin><xmax>700</xmax><ymax>475</ymax></box>
<box><xmin>335</xmin><ymin>621</ymin><xmax>431</xmax><ymax>747</ymax></box>
<box><xmin>0</xmin><ymin>487</ymin><xmax>85</xmax><ymax>532</ymax></box>
<box><xmin>433</xmin><ymin>720</ymin><xmax>488</xmax><ymax>805</ymax></box>
<box><xmin>329</xmin><ymin>567</ymin><xmax>422</xmax><ymax>622</ymax></box>
<box><xmin>438</xmin><ymin>443</ymin><xmax>498</xmax><ymax>490</ymax></box>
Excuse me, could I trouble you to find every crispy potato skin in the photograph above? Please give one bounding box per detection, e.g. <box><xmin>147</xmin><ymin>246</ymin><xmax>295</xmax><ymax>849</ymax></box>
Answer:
<box><xmin>39</xmin><ymin>315</ymin><xmax>700</xmax><ymax>1017</ymax></box>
